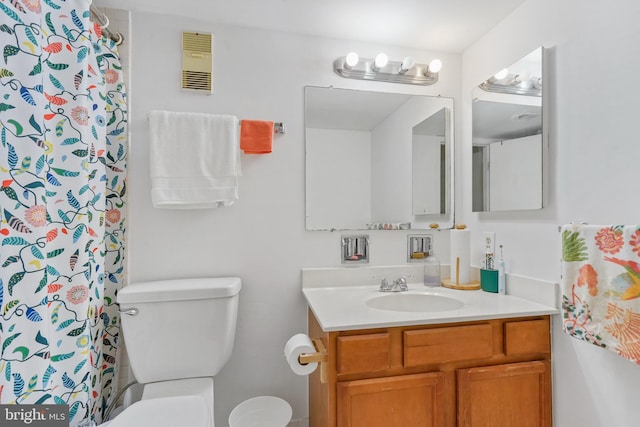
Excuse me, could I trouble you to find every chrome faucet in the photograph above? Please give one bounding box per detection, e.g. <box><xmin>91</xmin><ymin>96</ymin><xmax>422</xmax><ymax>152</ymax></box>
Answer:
<box><xmin>378</xmin><ymin>277</ymin><xmax>392</xmax><ymax>292</ymax></box>
<box><xmin>391</xmin><ymin>276</ymin><xmax>409</xmax><ymax>292</ymax></box>
<box><xmin>377</xmin><ymin>276</ymin><xmax>410</xmax><ymax>292</ymax></box>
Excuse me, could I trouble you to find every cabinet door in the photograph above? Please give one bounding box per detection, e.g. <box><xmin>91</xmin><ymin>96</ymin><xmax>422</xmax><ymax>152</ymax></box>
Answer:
<box><xmin>457</xmin><ymin>360</ymin><xmax>551</xmax><ymax>427</ymax></box>
<box><xmin>337</xmin><ymin>372</ymin><xmax>445</xmax><ymax>427</ymax></box>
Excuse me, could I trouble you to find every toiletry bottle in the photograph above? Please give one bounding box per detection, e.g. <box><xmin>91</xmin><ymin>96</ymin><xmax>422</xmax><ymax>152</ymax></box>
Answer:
<box><xmin>498</xmin><ymin>245</ymin><xmax>506</xmax><ymax>294</ymax></box>
<box><xmin>424</xmin><ymin>249</ymin><xmax>441</xmax><ymax>287</ymax></box>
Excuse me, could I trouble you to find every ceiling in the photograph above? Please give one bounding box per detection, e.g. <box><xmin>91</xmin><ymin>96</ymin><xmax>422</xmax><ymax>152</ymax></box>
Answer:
<box><xmin>305</xmin><ymin>87</ymin><xmax>447</xmax><ymax>137</ymax></box>
<box><xmin>305</xmin><ymin>87</ymin><xmax>412</xmax><ymax>131</ymax></box>
<box><xmin>472</xmin><ymin>100</ymin><xmax>541</xmax><ymax>142</ymax></box>
<box><xmin>95</xmin><ymin>0</ymin><xmax>526</xmax><ymax>52</ymax></box>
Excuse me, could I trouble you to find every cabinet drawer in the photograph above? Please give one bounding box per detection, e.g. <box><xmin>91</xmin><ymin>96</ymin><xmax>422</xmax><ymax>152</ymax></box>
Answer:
<box><xmin>337</xmin><ymin>333</ymin><xmax>390</xmax><ymax>375</ymax></box>
<box><xmin>504</xmin><ymin>319</ymin><xmax>550</xmax><ymax>356</ymax></box>
<box><xmin>404</xmin><ymin>324</ymin><xmax>493</xmax><ymax>367</ymax></box>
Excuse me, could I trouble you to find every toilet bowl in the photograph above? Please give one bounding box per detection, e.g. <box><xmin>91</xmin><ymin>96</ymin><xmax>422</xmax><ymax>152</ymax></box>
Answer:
<box><xmin>109</xmin><ymin>277</ymin><xmax>241</xmax><ymax>427</ymax></box>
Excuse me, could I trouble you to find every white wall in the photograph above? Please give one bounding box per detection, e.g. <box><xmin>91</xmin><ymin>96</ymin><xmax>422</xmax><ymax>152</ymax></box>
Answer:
<box><xmin>463</xmin><ymin>1</ymin><xmax>640</xmax><ymax>426</ymax></box>
<box><xmin>129</xmin><ymin>12</ymin><xmax>461</xmax><ymax>426</ymax></box>
<box><xmin>412</xmin><ymin>134</ymin><xmax>441</xmax><ymax>215</ymax></box>
<box><xmin>488</xmin><ymin>134</ymin><xmax>542</xmax><ymax>211</ymax></box>
<box><xmin>305</xmin><ymin>128</ymin><xmax>371</xmax><ymax>230</ymax></box>
<box><xmin>372</xmin><ymin>96</ymin><xmax>453</xmax><ymax>226</ymax></box>
<box><xmin>370</xmin><ymin>99</ymin><xmax>413</xmax><ymax>223</ymax></box>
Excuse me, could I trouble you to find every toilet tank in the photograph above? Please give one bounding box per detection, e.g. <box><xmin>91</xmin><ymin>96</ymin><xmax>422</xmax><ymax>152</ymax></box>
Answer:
<box><xmin>117</xmin><ymin>277</ymin><xmax>241</xmax><ymax>384</ymax></box>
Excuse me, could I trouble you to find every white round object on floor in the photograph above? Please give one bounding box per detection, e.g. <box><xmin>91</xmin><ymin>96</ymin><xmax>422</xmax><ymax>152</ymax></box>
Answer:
<box><xmin>229</xmin><ymin>396</ymin><xmax>292</xmax><ymax>427</ymax></box>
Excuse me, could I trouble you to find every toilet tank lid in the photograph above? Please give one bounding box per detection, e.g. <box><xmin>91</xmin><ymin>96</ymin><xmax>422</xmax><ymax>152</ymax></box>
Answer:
<box><xmin>117</xmin><ymin>277</ymin><xmax>241</xmax><ymax>304</ymax></box>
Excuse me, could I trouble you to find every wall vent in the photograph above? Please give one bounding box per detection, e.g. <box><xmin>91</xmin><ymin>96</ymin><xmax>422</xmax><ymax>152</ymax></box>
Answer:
<box><xmin>181</xmin><ymin>32</ymin><xmax>213</xmax><ymax>93</ymax></box>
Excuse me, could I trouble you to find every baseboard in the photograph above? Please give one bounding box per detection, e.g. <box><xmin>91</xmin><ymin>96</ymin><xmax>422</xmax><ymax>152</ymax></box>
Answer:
<box><xmin>288</xmin><ymin>418</ymin><xmax>309</xmax><ymax>427</ymax></box>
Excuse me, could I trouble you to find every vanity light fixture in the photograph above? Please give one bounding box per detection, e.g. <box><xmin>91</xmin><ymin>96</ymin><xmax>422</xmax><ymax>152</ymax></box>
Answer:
<box><xmin>345</xmin><ymin>52</ymin><xmax>359</xmax><ymax>69</ymax></box>
<box><xmin>494</xmin><ymin>68</ymin><xmax>509</xmax><ymax>80</ymax></box>
<box><xmin>479</xmin><ymin>71</ymin><xmax>542</xmax><ymax>97</ymax></box>
<box><xmin>333</xmin><ymin>52</ymin><xmax>442</xmax><ymax>86</ymax></box>
<box><xmin>516</xmin><ymin>70</ymin><xmax>532</xmax><ymax>84</ymax></box>
<box><xmin>399</xmin><ymin>56</ymin><xmax>415</xmax><ymax>74</ymax></box>
<box><xmin>428</xmin><ymin>58</ymin><xmax>442</xmax><ymax>73</ymax></box>
<box><xmin>372</xmin><ymin>53</ymin><xmax>389</xmax><ymax>71</ymax></box>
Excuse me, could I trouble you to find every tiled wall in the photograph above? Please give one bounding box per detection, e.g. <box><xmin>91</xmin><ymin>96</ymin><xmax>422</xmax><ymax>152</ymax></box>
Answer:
<box><xmin>96</xmin><ymin>7</ymin><xmax>131</xmax><ymax>75</ymax></box>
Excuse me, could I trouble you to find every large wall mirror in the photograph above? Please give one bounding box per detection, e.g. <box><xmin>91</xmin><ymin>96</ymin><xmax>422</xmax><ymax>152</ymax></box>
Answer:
<box><xmin>305</xmin><ymin>86</ymin><xmax>454</xmax><ymax>231</ymax></box>
<box><xmin>472</xmin><ymin>47</ymin><xmax>544</xmax><ymax>212</ymax></box>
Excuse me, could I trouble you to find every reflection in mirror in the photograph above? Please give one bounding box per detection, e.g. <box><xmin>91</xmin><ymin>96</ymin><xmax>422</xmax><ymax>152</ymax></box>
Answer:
<box><xmin>412</xmin><ymin>108</ymin><xmax>449</xmax><ymax>215</ymax></box>
<box><xmin>305</xmin><ymin>86</ymin><xmax>454</xmax><ymax>231</ymax></box>
<box><xmin>472</xmin><ymin>47</ymin><xmax>543</xmax><ymax>212</ymax></box>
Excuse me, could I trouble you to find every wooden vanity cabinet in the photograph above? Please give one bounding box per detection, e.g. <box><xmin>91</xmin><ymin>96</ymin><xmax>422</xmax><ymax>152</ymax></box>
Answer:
<box><xmin>308</xmin><ymin>312</ymin><xmax>552</xmax><ymax>427</ymax></box>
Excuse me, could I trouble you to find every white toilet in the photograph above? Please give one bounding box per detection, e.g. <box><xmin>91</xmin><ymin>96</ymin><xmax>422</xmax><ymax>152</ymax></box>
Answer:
<box><xmin>109</xmin><ymin>277</ymin><xmax>242</xmax><ymax>427</ymax></box>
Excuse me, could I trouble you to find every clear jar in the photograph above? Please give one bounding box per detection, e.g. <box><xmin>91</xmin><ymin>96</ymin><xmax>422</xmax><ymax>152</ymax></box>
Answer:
<box><xmin>424</xmin><ymin>250</ymin><xmax>441</xmax><ymax>287</ymax></box>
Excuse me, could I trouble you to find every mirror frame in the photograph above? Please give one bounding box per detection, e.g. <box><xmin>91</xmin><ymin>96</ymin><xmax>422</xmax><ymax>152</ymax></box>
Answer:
<box><xmin>304</xmin><ymin>86</ymin><xmax>455</xmax><ymax>231</ymax></box>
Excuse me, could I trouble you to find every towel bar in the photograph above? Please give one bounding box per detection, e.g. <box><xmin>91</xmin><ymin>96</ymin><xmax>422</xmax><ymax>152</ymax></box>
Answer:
<box><xmin>273</xmin><ymin>122</ymin><xmax>286</xmax><ymax>134</ymax></box>
<box><xmin>557</xmin><ymin>221</ymin><xmax>588</xmax><ymax>232</ymax></box>
<box><xmin>238</xmin><ymin>121</ymin><xmax>286</xmax><ymax>134</ymax></box>
<box><xmin>146</xmin><ymin>114</ymin><xmax>286</xmax><ymax>134</ymax></box>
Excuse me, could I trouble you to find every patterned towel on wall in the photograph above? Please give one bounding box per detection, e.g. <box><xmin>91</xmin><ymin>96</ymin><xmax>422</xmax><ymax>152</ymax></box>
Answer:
<box><xmin>561</xmin><ymin>224</ymin><xmax>640</xmax><ymax>364</ymax></box>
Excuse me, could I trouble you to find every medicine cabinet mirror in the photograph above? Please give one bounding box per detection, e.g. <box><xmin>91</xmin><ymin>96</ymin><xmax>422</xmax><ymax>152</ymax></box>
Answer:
<box><xmin>472</xmin><ymin>47</ymin><xmax>544</xmax><ymax>212</ymax></box>
<box><xmin>305</xmin><ymin>86</ymin><xmax>454</xmax><ymax>231</ymax></box>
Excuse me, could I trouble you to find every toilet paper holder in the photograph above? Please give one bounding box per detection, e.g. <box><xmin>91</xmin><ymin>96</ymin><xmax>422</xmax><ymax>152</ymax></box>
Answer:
<box><xmin>298</xmin><ymin>339</ymin><xmax>328</xmax><ymax>383</ymax></box>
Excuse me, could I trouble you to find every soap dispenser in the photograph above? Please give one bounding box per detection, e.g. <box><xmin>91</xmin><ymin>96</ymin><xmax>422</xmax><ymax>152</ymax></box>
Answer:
<box><xmin>424</xmin><ymin>246</ymin><xmax>441</xmax><ymax>287</ymax></box>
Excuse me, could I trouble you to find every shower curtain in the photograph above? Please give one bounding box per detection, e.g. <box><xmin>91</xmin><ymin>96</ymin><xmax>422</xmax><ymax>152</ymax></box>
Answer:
<box><xmin>0</xmin><ymin>1</ymin><xmax>127</xmax><ymax>426</ymax></box>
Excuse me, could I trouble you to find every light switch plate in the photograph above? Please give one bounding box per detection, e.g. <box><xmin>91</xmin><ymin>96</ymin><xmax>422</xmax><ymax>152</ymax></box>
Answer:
<box><xmin>483</xmin><ymin>232</ymin><xmax>496</xmax><ymax>269</ymax></box>
<box><xmin>483</xmin><ymin>232</ymin><xmax>496</xmax><ymax>253</ymax></box>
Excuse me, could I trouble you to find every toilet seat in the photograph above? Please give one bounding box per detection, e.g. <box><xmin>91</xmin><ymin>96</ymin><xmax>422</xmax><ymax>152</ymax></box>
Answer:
<box><xmin>108</xmin><ymin>395</ymin><xmax>210</xmax><ymax>427</ymax></box>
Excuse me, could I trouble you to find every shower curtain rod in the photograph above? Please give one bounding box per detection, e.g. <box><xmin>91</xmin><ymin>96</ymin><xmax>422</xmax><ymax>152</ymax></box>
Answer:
<box><xmin>90</xmin><ymin>5</ymin><xmax>124</xmax><ymax>45</ymax></box>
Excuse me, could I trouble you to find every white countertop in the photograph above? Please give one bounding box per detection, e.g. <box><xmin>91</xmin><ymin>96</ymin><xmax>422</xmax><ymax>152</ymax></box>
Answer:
<box><xmin>303</xmin><ymin>285</ymin><xmax>559</xmax><ymax>331</ymax></box>
<box><xmin>302</xmin><ymin>266</ymin><xmax>559</xmax><ymax>332</ymax></box>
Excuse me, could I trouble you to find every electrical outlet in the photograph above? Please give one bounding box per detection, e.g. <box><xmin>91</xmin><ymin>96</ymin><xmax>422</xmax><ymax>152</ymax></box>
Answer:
<box><xmin>483</xmin><ymin>232</ymin><xmax>496</xmax><ymax>254</ymax></box>
<box><xmin>483</xmin><ymin>232</ymin><xmax>496</xmax><ymax>270</ymax></box>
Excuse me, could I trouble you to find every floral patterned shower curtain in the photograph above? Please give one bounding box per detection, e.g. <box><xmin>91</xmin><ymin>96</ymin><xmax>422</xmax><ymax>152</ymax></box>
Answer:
<box><xmin>0</xmin><ymin>1</ymin><xmax>127</xmax><ymax>426</ymax></box>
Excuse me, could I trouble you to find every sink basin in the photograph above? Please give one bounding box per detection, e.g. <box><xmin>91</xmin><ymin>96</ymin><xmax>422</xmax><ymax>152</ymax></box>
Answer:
<box><xmin>366</xmin><ymin>293</ymin><xmax>464</xmax><ymax>313</ymax></box>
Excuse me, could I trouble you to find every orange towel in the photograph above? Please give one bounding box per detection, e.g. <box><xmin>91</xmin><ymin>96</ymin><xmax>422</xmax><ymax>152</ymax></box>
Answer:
<box><xmin>240</xmin><ymin>120</ymin><xmax>274</xmax><ymax>154</ymax></box>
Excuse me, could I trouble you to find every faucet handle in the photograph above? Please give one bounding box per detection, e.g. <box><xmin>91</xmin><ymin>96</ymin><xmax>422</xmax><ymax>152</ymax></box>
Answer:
<box><xmin>373</xmin><ymin>276</ymin><xmax>392</xmax><ymax>291</ymax></box>
<box><xmin>394</xmin><ymin>275</ymin><xmax>412</xmax><ymax>291</ymax></box>
<box><xmin>395</xmin><ymin>274</ymin><xmax>413</xmax><ymax>283</ymax></box>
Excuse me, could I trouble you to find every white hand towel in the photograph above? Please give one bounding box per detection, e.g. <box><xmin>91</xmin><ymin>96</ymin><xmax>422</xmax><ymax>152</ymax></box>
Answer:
<box><xmin>149</xmin><ymin>110</ymin><xmax>240</xmax><ymax>208</ymax></box>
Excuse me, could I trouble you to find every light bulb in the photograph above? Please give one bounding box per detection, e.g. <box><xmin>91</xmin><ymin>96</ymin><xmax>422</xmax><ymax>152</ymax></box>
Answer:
<box><xmin>533</xmin><ymin>77</ymin><xmax>542</xmax><ymax>89</ymax></box>
<box><xmin>399</xmin><ymin>56</ymin><xmax>415</xmax><ymax>73</ymax></box>
<box><xmin>428</xmin><ymin>59</ymin><xmax>442</xmax><ymax>73</ymax></box>
<box><xmin>494</xmin><ymin>68</ymin><xmax>509</xmax><ymax>80</ymax></box>
<box><xmin>516</xmin><ymin>70</ymin><xmax>532</xmax><ymax>83</ymax></box>
<box><xmin>373</xmin><ymin>53</ymin><xmax>388</xmax><ymax>70</ymax></box>
<box><xmin>345</xmin><ymin>52</ymin><xmax>359</xmax><ymax>68</ymax></box>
